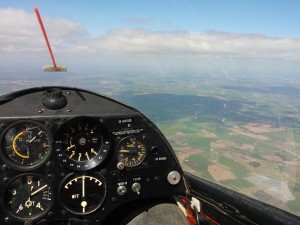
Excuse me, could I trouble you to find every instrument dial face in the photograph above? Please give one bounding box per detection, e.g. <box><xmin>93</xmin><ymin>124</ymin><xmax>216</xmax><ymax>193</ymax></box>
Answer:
<box><xmin>0</xmin><ymin>121</ymin><xmax>52</xmax><ymax>170</ymax></box>
<box><xmin>117</xmin><ymin>136</ymin><xmax>147</xmax><ymax>167</ymax></box>
<box><xmin>3</xmin><ymin>174</ymin><xmax>54</xmax><ymax>221</ymax></box>
<box><xmin>54</xmin><ymin>117</ymin><xmax>110</xmax><ymax>171</ymax></box>
<box><xmin>60</xmin><ymin>173</ymin><xmax>106</xmax><ymax>215</ymax></box>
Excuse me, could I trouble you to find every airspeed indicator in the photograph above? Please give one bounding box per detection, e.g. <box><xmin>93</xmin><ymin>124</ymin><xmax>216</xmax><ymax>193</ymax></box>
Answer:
<box><xmin>0</xmin><ymin>121</ymin><xmax>52</xmax><ymax>170</ymax></box>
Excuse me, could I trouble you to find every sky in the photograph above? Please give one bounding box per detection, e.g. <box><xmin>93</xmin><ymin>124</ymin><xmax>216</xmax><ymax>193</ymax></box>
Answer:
<box><xmin>0</xmin><ymin>0</ymin><xmax>299</xmax><ymax>76</ymax></box>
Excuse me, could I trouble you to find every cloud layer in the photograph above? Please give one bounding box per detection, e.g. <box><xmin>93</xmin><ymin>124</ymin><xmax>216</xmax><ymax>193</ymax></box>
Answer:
<box><xmin>0</xmin><ymin>8</ymin><xmax>87</xmax><ymax>52</ymax></box>
<box><xmin>88</xmin><ymin>29</ymin><xmax>300</xmax><ymax>60</ymax></box>
<box><xmin>0</xmin><ymin>8</ymin><xmax>299</xmax><ymax>75</ymax></box>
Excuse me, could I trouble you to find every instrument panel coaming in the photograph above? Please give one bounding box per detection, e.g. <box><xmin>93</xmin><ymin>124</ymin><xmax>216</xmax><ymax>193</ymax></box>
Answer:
<box><xmin>0</xmin><ymin>87</ymin><xmax>187</xmax><ymax>225</ymax></box>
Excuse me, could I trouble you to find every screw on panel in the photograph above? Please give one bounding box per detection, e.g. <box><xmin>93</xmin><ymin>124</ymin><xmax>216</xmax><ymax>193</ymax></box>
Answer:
<box><xmin>2</xmin><ymin>164</ymin><xmax>8</xmax><ymax>171</ymax></box>
<box><xmin>0</xmin><ymin>124</ymin><xmax>5</xmax><ymax>130</ymax></box>
<box><xmin>45</xmin><ymin>122</ymin><xmax>51</xmax><ymax>128</ymax></box>
<box><xmin>67</xmin><ymin>108</ymin><xmax>72</xmax><ymax>112</ymax></box>
<box><xmin>47</xmin><ymin>174</ymin><xmax>54</xmax><ymax>181</ymax></box>
<box><xmin>48</xmin><ymin>211</ymin><xmax>54</xmax><ymax>217</ymax></box>
<box><xmin>66</xmin><ymin>91</ymin><xmax>71</xmax><ymax>95</ymax></box>
<box><xmin>38</xmin><ymin>108</ymin><xmax>44</xmax><ymax>113</ymax></box>
<box><xmin>100</xmin><ymin>169</ymin><xmax>107</xmax><ymax>175</ymax></box>
<box><xmin>3</xmin><ymin>177</ymin><xmax>9</xmax><ymax>183</ymax></box>
<box><xmin>4</xmin><ymin>217</ymin><xmax>11</xmax><ymax>224</ymax></box>
<box><xmin>117</xmin><ymin>162</ymin><xmax>125</xmax><ymax>170</ymax></box>
<box><xmin>112</xmin><ymin>172</ymin><xmax>117</xmax><ymax>178</ymax></box>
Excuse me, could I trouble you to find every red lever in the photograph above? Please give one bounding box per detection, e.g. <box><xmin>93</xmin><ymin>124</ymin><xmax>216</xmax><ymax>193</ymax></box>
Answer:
<box><xmin>34</xmin><ymin>7</ymin><xmax>57</xmax><ymax>69</ymax></box>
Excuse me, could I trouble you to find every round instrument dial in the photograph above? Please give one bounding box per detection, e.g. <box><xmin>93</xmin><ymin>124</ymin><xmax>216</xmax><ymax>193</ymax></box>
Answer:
<box><xmin>59</xmin><ymin>173</ymin><xmax>106</xmax><ymax>215</ymax></box>
<box><xmin>117</xmin><ymin>136</ymin><xmax>147</xmax><ymax>167</ymax></box>
<box><xmin>0</xmin><ymin>121</ymin><xmax>52</xmax><ymax>170</ymax></box>
<box><xmin>54</xmin><ymin>117</ymin><xmax>110</xmax><ymax>171</ymax></box>
<box><xmin>3</xmin><ymin>174</ymin><xmax>54</xmax><ymax>221</ymax></box>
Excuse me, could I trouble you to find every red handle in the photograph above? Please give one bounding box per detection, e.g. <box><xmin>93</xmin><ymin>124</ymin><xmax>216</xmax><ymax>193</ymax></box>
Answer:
<box><xmin>34</xmin><ymin>7</ymin><xmax>57</xmax><ymax>68</ymax></box>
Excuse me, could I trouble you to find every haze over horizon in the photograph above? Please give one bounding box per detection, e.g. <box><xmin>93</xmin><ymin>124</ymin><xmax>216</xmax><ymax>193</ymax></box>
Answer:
<box><xmin>0</xmin><ymin>1</ymin><xmax>299</xmax><ymax>76</ymax></box>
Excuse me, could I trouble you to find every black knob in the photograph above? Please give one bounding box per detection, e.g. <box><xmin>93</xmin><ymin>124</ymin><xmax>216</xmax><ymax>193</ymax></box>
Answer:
<box><xmin>42</xmin><ymin>88</ymin><xmax>67</xmax><ymax>110</ymax></box>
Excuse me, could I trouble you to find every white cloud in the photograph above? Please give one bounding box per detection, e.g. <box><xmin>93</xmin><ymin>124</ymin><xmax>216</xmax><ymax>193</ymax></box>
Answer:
<box><xmin>87</xmin><ymin>28</ymin><xmax>300</xmax><ymax>60</ymax></box>
<box><xmin>0</xmin><ymin>8</ymin><xmax>299</xmax><ymax>75</ymax></box>
<box><xmin>0</xmin><ymin>8</ymin><xmax>88</xmax><ymax>52</ymax></box>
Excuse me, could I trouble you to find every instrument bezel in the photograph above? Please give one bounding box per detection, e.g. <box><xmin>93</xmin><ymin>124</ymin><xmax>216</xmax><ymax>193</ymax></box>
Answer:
<box><xmin>53</xmin><ymin>117</ymin><xmax>111</xmax><ymax>171</ymax></box>
<box><xmin>1</xmin><ymin>173</ymin><xmax>54</xmax><ymax>221</ymax></box>
<box><xmin>0</xmin><ymin>120</ymin><xmax>53</xmax><ymax>171</ymax></box>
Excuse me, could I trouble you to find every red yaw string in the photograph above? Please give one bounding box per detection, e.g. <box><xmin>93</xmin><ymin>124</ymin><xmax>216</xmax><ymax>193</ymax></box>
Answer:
<box><xmin>34</xmin><ymin>7</ymin><xmax>57</xmax><ymax>69</ymax></box>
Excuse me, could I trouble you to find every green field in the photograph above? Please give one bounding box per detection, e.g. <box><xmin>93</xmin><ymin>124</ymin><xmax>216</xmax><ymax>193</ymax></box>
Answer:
<box><xmin>114</xmin><ymin>74</ymin><xmax>300</xmax><ymax>217</ymax></box>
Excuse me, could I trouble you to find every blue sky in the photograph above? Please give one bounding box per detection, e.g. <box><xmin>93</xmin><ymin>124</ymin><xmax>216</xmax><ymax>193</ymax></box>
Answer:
<box><xmin>1</xmin><ymin>0</ymin><xmax>299</xmax><ymax>36</ymax></box>
<box><xmin>0</xmin><ymin>0</ymin><xmax>299</xmax><ymax>75</ymax></box>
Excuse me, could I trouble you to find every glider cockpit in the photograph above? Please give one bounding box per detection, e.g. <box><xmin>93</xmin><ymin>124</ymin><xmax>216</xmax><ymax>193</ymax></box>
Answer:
<box><xmin>0</xmin><ymin>87</ymin><xmax>189</xmax><ymax>225</ymax></box>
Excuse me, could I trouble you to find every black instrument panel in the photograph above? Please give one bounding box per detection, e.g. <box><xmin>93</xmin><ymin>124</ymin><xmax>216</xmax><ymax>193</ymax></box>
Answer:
<box><xmin>0</xmin><ymin>87</ymin><xmax>187</xmax><ymax>225</ymax></box>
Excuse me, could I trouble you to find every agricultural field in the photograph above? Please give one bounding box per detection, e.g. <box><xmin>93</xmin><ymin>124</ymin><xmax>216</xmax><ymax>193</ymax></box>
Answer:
<box><xmin>112</xmin><ymin>73</ymin><xmax>300</xmax><ymax>216</ymax></box>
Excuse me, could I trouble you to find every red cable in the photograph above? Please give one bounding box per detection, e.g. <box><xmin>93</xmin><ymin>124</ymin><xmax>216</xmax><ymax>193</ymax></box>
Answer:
<box><xmin>200</xmin><ymin>211</ymin><xmax>221</xmax><ymax>225</ymax></box>
<box><xmin>34</xmin><ymin>7</ymin><xmax>57</xmax><ymax>68</ymax></box>
<box><xmin>181</xmin><ymin>199</ymin><xmax>197</xmax><ymax>225</ymax></box>
<box><xmin>181</xmin><ymin>198</ymin><xmax>221</xmax><ymax>225</ymax></box>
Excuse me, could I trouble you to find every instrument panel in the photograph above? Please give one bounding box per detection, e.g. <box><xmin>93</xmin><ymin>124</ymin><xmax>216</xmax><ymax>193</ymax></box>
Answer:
<box><xmin>0</xmin><ymin>87</ymin><xmax>187</xmax><ymax>225</ymax></box>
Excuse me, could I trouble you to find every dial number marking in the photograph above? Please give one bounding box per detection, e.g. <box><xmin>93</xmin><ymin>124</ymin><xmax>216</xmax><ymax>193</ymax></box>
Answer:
<box><xmin>117</xmin><ymin>136</ymin><xmax>146</xmax><ymax>167</ymax></box>
<box><xmin>60</xmin><ymin>174</ymin><xmax>106</xmax><ymax>215</ymax></box>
